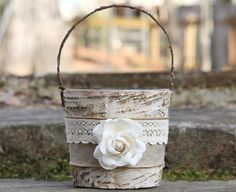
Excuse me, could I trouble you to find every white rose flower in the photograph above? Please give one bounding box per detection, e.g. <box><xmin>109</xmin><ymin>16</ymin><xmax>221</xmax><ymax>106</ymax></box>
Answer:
<box><xmin>93</xmin><ymin>118</ymin><xmax>146</xmax><ymax>170</ymax></box>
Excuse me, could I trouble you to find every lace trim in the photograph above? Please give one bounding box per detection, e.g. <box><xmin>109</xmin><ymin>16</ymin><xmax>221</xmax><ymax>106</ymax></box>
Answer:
<box><xmin>65</xmin><ymin>118</ymin><xmax>169</xmax><ymax>145</ymax></box>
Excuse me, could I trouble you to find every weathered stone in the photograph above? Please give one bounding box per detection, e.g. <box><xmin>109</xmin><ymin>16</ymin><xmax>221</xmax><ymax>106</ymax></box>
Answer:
<box><xmin>0</xmin><ymin>179</ymin><xmax>236</xmax><ymax>192</ymax></box>
<box><xmin>0</xmin><ymin>107</ymin><xmax>235</xmax><ymax>177</ymax></box>
<box><xmin>38</xmin><ymin>71</ymin><xmax>236</xmax><ymax>89</ymax></box>
<box><xmin>1</xmin><ymin>72</ymin><xmax>236</xmax><ymax>108</ymax></box>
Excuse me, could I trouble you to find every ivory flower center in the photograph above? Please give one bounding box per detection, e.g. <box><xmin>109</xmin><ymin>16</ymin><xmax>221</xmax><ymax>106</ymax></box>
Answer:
<box><xmin>114</xmin><ymin>140</ymin><xmax>125</xmax><ymax>153</ymax></box>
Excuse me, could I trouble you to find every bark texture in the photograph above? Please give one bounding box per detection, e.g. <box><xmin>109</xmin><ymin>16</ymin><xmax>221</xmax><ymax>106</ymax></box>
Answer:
<box><xmin>73</xmin><ymin>166</ymin><xmax>163</xmax><ymax>189</ymax></box>
<box><xmin>64</xmin><ymin>89</ymin><xmax>171</xmax><ymax>189</ymax></box>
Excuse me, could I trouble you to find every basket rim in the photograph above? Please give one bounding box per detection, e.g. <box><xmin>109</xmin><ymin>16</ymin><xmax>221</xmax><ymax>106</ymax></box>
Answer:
<box><xmin>63</xmin><ymin>88</ymin><xmax>172</xmax><ymax>93</ymax></box>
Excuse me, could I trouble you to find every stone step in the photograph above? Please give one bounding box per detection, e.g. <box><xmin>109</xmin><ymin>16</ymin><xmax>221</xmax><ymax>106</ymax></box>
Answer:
<box><xmin>0</xmin><ymin>107</ymin><xmax>235</xmax><ymax>179</ymax></box>
<box><xmin>0</xmin><ymin>179</ymin><xmax>236</xmax><ymax>192</ymax></box>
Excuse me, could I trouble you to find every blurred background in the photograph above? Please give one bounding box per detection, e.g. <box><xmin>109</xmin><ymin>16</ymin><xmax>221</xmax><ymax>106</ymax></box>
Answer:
<box><xmin>0</xmin><ymin>0</ymin><xmax>236</xmax><ymax>75</ymax></box>
<box><xmin>0</xmin><ymin>0</ymin><xmax>236</xmax><ymax>183</ymax></box>
<box><xmin>0</xmin><ymin>0</ymin><xmax>236</xmax><ymax>108</ymax></box>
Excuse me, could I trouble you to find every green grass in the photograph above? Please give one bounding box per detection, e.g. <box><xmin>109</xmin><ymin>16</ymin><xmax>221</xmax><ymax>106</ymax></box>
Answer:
<box><xmin>36</xmin><ymin>159</ymin><xmax>72</xmax><ymax>181</ymax></box>
<box><xmin>0</xmin><ymin>157</ymin><xmax>235</xmax><ymax>181</ymax></box>
<box><xmin>0</xmin><ymin>158</ymin><xmax>71</xmax><ymax>181</ymax></box>
<box><xmin>163</xmin><ymin>168</ymin><xmax>235</xmax><ymax>181</ymax></box>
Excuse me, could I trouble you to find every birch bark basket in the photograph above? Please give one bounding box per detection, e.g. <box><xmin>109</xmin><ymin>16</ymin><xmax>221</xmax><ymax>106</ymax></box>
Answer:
<box><xmin>64</xmin><ymin>89</ymin><xmax>171</xmax><ymax>189</ymax></box>
<box><xmin>56</xmin><ymin>4</ymin><xmax>174</xmax><ymax>189</ymax></box>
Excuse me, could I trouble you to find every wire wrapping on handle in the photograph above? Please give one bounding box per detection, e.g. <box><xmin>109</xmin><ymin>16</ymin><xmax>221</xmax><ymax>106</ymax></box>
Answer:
<box><xmin>57</xmin><ymin>4</ymin><xmax>174</xmax><ymax>106</ymax></box>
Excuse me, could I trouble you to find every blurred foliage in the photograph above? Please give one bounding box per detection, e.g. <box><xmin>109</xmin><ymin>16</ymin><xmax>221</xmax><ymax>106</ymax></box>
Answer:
<box><xmin>0</xmin><ymin>0</ymin><xmax>3</xmax><ymax>10</ymax></box>
<box><xmin>218</xmin><ymin>0</ymin><xmax>232</xmax><ymax>3</ymax></box>
<box><xmin>0</xmin><ymin>80</ymin><xmax>5</xmax><ymax>88</ymax></box>
<box><xmin>0</xmin><ymin>0</ymin><xmax>4</xmax><ymax>20</ymax></box>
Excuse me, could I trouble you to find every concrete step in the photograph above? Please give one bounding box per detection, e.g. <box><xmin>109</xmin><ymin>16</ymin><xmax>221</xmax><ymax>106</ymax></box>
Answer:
<box><xmin>0</xmin><ymin>179</ymin><xmax>236</xmax><ymax>192</ymax></box>
<box><xmin>0</xmin><ymin>107</ymin><xmax>235</xmax><ymax>179</ymax></box>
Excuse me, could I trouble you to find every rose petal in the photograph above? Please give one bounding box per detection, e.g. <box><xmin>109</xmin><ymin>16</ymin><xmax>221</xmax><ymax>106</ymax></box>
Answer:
<box><xmin>130</xmin><ymin>153</ymin><xmax>143</xmax><ymax>166</ymax></box>
<box><xmin>121</xmin><ymin>152</ymin><xmax>134</xmax><ymax>165</ymax></box>
<box><xmin>93</xmin><ymin>145</ymin><xmax>102</xmax><ymax>160</ymax></box>
<box><xmin>99</xmin><ymin>141</ymin><xmax>108</xmax><ymax>155</ymax></box>
<box><xmin>117</xmin><ymin>118</ymin><xmax>143</xmax><ymax>136</ymax></box>
<box><xmin>102</xmin><ymin>156</ymin><xmax>116</xmax><ymax>166</ymax></box>
<box><xmin>93</xmin><ymin>122</ymin><xmax>105</xmax><ymax>142</ymax></box>
<box><xmin>115</xmin><ymin>157</ymin><xmax>128</xmax><ymax>167</ymax></box>
<box><xmin>102</xmin><ymin>120</ymin><xmax>117</xmax><ymax>140</ymax></box>
<box><xmin>119</xmin><ymin>134</ymin><xmax>136</xmax><ymax>154</ymax></box>
<box><xmin>98</xmin><ymin>158</ymin><xmax>117</xmax><ymax>170</ymax></box>
<box><xmin>135</xmin><ymin>139</ymin><xmax>146</xmax><ymax>154</ymax></box>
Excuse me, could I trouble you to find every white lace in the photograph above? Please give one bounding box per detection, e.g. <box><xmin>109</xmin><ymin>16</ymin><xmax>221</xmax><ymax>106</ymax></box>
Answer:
<box><xmin>65</xmin><ymin>118</ymin><xmax>169</xmax><ymax>145</ymax></box>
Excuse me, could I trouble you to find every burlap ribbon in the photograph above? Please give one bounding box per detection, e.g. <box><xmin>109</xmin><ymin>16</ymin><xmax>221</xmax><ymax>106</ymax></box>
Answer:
<box><xmin>69</xmin><ymin>143</ymin><xmax>165</xmax><ymax>168</ymax></box>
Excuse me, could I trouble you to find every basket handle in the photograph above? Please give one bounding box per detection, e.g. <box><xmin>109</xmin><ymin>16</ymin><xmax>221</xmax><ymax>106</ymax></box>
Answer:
<box><xmin>57</xmin><ymin>4</ymin><xmax>174</xmax><ymax>91</ymax></box>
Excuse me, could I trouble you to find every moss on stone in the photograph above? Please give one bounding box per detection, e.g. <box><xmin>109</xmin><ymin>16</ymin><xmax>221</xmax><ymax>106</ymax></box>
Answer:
<box><xmin>163</xmin><ymin>168</ymin><xmax>235</xmax><ymax>181</ymax></box>
<box><xmin>0</xmin><ymin>157</ymin><xmax>71</xmax><ymax>181</ymax></box>
<box><xmin>36</xmin><ymin>159</ymin><xmax>72</xmax><ymax>181</ymax></box>
<box><xmin>0</xmin><ymin>157</ymin><xmax>235</xmax><ymax>181</ymax></box>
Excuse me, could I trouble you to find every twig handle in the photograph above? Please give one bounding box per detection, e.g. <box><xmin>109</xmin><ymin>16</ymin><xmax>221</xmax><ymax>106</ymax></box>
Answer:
<box><xmin>57</xmin><ymin>4</ymin><xmax>174</xmax><ymax>91</ymax></box>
